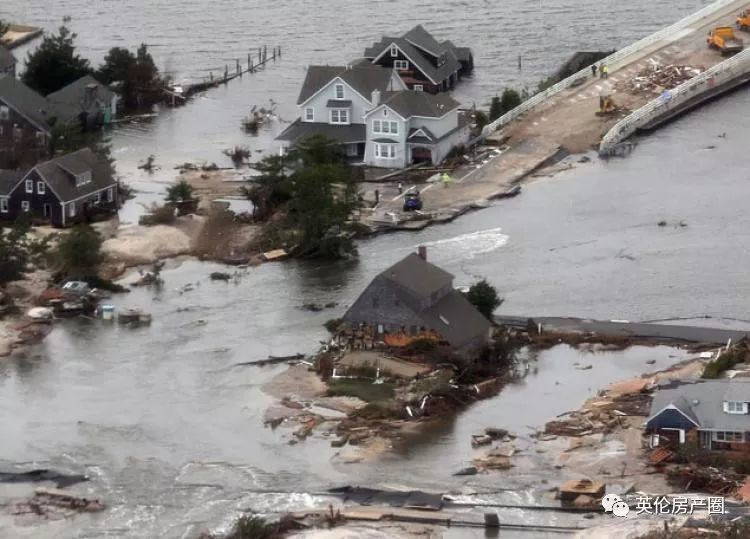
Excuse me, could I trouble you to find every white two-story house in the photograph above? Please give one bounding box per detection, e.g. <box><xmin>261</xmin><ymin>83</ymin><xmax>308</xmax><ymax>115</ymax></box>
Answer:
<box><xmin>363</xmin><ymin>90</ymin><xmax>469</xmax><ymax>168</ymax></box>
<box><xmin>276</xmin><ymin>63</ymin><xmax>406</xmax><ymax>159</ymax></box>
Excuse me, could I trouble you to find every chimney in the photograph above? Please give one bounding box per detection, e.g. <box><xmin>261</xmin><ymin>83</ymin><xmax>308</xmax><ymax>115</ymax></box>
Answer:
<box><xmin>417</xmin><ymin>245</ymin><xmax>427</xmax><ymax>260</ymax></box>
<box><xmin>371</xmin><ymin>89</ymin><xmax>381</xmax><ymax>107</ymax></box>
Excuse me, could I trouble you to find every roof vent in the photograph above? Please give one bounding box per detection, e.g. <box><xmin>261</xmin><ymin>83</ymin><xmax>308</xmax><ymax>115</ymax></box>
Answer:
<box><xmin>692</xmin><ymin>399</ymin><xmax>700</xmax><ymax>405</ymax></box>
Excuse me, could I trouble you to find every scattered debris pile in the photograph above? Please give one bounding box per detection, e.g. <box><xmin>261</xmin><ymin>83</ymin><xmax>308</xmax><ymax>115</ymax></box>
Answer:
<box><xmin>615</xmin><ymin>64</ymin><xmax>704</xmax><ymax>96</ymax></box>
<box><xmin>667</xmin><ymin>465</ymin><xmax>744</xmax><ymax>496</ymax></box>
<box><xmin>14</xmin><ymin>488</ymin><xmax>104</xmax><ymax>519</ymax></box>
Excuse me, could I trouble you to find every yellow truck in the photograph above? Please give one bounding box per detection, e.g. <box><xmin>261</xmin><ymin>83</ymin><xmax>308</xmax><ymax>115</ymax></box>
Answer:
<box><xmin>707</xmin><ymin>26</ymin><xmax>744</xmax><ymax>55</ymax></box>
<box><xmin>737</xmin><ymin>10</ymin><xmax>750</xmax><ymax>31</ymax></box>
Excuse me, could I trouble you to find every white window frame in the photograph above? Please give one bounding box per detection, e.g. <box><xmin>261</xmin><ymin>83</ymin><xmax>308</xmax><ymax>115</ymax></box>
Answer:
<box><xmin>334</xmin><ymin>84</ymin><xmax>345</xmax><ymax>100</ymax></box>
<box><xmin>0</xmin><ymin>198</ymin><xmax>8</xmax><ymax>213</ymax></box>
<box><xmin>390</xmin><ymin>44</ymin><xmax>398</xmax><ymax>57</ymax></box>
<box><xmin>373</xmin><ymin>119</ymin><xmax>382</xmax><ymax>133</ymax></box>
<box><xmin>394</xmin><ymin>60</ymin><xmax>409</xmax><ymax>71</ymax></box>
<box><xmin>413</xmin><ymin>84</ymin><xmax>424</xmax><ymax>92</ymax></box>
<box><xmin>375</xmin><ymin>143</ymin><xmax>396</xmax><ymax>159</ymax></box>
<box><xmin>726</xmin><ymin>401</ymin><xmax>746</xmax><ymax>414</ymax></box>
<box><xmin>37</xmin><ymin>181</ymin><xmax>45</xmax><ymax>194</ymax></box>
<box><xmin>21</xmin><ymin>200</ymin><xmax>30</xmax><ymax>212</ymax></box>
<box><xmin>304</xmin><ymin>107</ymin><xmax>314</xmax><ymax>121</ymax></box>
<box><xmin>372</xmin><ymin>120</ymin><xmax>398</xmax><ymax>135</ymax></box>
<box><xmin>715</xmin><ymin>431</ymin><xmax>744</xmax><ymax>442</ymax></box>
<box><xmin>107</xmin><ymin>187</ymin><xmax>114</xmax><ymax>203</ymax></box>
<box><xmin>94</xmin><ymin>192</ymin><xmax>101</xmax><ymax>204</ymax></box>
<box><xmin>0</xmin><ymin>105</ymin><xmax>8</xmax><ymax>120</ymax></box>
<box><xmin>330</xmin><ymin>109</ymin><xmax>349</xmax><ymax>125</ymax></box>
<box><xmin>25</xmin><ymin>179</ymin><xmax>33</xmax><ymax>193</ymax></box>
<box><xmin>76</xmin><ymin>171</ymin><xmax>92</xmax><ymax>187</ymax></box>
<box><xmin>68</xmin><ymin>201</ymin><xmax>76</xmax><ymax>217</ymax></box>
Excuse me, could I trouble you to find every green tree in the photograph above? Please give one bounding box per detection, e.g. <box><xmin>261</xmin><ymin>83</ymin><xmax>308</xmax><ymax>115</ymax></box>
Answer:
<box><xmin>465</xmin><ymin>279</ymin><xmax>502</xmax><ymax>320</ymax></box>
<box><xmin>23</xmin><ymin>26</ymin><xmax>92</xmax><ymax>95</ymax></box>
<box><xmin>165</xmin><ymin>180</ymin><xmax>196</xmax><ymax>204</ymax></box>
<box><xmin>240</xmin><ymin>155</ymin><xmax>291</xmax><ymax>220</ymax></box>
<box><xmin>489</xmin><ymin>96</ymin><xmax>502</xmax><ymax>122</ymax></box>
<box><xmin>97</xmin><ymin>44</ymin><xmax>164</xmax><ymax>110</ymax></box>
<box><xmin>474</xmin><ymin>110</ymin><xmax>489</xmax><ymax>131</ymax></box>
<box><xmin>293</xmin><ymin>134</ymin><xmax>345</xmax><ymax>167</ymax></box>
<box><xmin>500</xmin><ymin>88</ymin><xmax>522</xmax><ymax>114</ymax></box>
<box><xmin>0</xmin><ymin>218</ymin><xmax>48</xmax><ymax>285</ymax></box>
<box><xmin>55</xmin><ymin>224</ymin><xmax>103</xmax><ymax>277</ymax></box>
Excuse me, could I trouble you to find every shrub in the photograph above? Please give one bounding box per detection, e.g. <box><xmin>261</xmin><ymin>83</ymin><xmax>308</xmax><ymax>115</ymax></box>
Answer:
<box><xmin>226</xmin><ymin>515</ymin><xmax>275</xmax><ymax>539</ymax></box>
<box><xmin>500</xmin><ymin>88</ymin><xmax>522</xmax><ymax>113</ymax></box>
<box><xmin>55</xmin><ymin>224</ymin><xmax>103</xmax><ymax>278</ymax></box>
<box><xmin>224</xmin><ymin>146</ymin><xmax>251</xmax><ymax>167</ymax></box>
<box><xmin>139</xmin><ymin>204</ymin><xmax>177</xmax><ymax>226</ymax></box>
<box><xmin>324</xmin><ymin>317</ymin><xmax>343</xmax><ymax>334</ymax></box>
<box><xmin>165</xmin><ymin>180</ymin><xmax>196</xmax><ymax>204</ymax></box>
<box><xmin>465</xmin><ymin>279</ymin><xmax>502</xmax><ymax>320</ymax></box>
<box><xmin>474</xmin><ymin>110</ymin><xmax>489</xmax><ymax>131</ymax></box>
<box><xmin>702</xmin><ymin>345</ymin><xmax>748</xmax><ymax>378</ymax></box>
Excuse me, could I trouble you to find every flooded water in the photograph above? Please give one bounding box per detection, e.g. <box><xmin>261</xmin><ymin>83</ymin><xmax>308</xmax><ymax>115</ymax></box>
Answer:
<box><xmin>1</xmin><ymin>0</ymin><xmax>749</xmax><ymax>536</ymax></box>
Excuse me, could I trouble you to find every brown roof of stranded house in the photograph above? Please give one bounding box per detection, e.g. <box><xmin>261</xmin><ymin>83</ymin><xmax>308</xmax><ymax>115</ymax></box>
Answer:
<box><xmin>0</xmin><ymin>74</ymin><xmax>54</xmax><ymax>132</ymax></box>
<box><xmin>29</xmin><ymin>148</ymin><xmax>116</xmax><ymax>202</ymax></box>
<box><xmin>297</xmin><ymin>64</ymin><xmax>397</xmax><ymax>105</ymax></box>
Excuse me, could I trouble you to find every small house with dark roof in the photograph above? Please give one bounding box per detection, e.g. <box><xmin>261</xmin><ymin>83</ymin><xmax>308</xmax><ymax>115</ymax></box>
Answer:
<box><xmin>364</xmin><ymin>25</ymin><xmax>473</xmax><ymax>94</ymax></box>
<box><xmin>645</xmin><ymin>379</ymin><xmax>750</xmax><ymax>454</ymax></box>
<box><xmin>276</xmin><ymin>64</ymin><xmax>407</xmax><ymax>159</ymax></box>
<box><xmin>47</xmin><ymin>75</ymin><xmax>118</xmax><ymax>129</ymax></box>
<box><xmin>0</xmin><ymin>45</ymin><xmax>16</xmax><ymax>78</ymax></box>
<box><xmin>0</xmin><ymin>148</ymin><xmax>118</xmax><ymax>227</ymax></box>
<box><xmin>0</xmin><ymin>74</ymin><xmax>54</xmax><ymax>168</ymax></box>
<box><xmin>363</xmin><ymin>89</ymin><xmax>469</xmax><ymax>167</ymax></box>
<box><xmin>342</xmin><ymin>247</ymin><xmax>491</xmax><ymax>353</ymax></box>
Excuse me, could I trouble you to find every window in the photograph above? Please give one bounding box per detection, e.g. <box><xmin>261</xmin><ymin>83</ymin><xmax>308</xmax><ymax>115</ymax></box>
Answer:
<box><xmin>25</xmin><ymin>179</ymin><xmax>33</xmax><ymax>193</ymax></box>
<box><xmin>0</xmin><ymin>198</ymin><xmax>7</xmax><ymax>213</ymax></box>
<box><xmin>107</xmin><ymin>187</ymin><xmax>114</xmax><ymax>203</ymax></box>
<box><xmin>334</xmin><ymin>84</ymin><xmax>344</xmax><ymax>100</ymax></box>
<box><xmin>0</xmin><ymin>105</ymin><xmax>8</xmax><ymax>120</ymax></box>
<box><xmin>68</xmin><ymin>202</ymin><xmax>76</xmax><ymax>217</ymax></box>
<box><xmin>390</xmin><ymin>44</ymin><xmax>398</xmax><ymax>57</ymax></box>
<box><xmin>94</xmin><ymin>192</ymin><xmax>101</xmax><ymax>204</ymax></box>
<box><xmin>35</xmin><ymin>132</ymin><xmax>45</xmax><ymax>146</ymax></box>
<box><xmin>394</xmin><ymin>60</ymin><xmax>409</xmax><ymax>71</ymax></box>
<box><xmin>375</xmin><ymin>143</ymin><xmax>396</xmax><ymax>159</ymax></box>
<box><xmin>304</xmin><ymin>107</ymin><xmax>314</xmax><ymax>121</ymax></box>
<box><xmin>76</xmin><ymin>171</ymin><xmax>92</xmax><ymax>187</ymax></box>
<box><xmin>715</xmin><ymin>431</ymin><xmax>744</xmax><ymax>442</ymax></box>
<box><xmin>726</xmin><ymin>401</ymin><xmax>746</xmax><ymax>414</ymax></box>
<box><xmin>13</xmin><ymin>126</ymin><xmax>21</xmax><ymax>142</ymax></box>
<box><xmin>37</xmin><ymin>181</ymin><xmax>45</xmax><ymax>194</ymax></box>
<box><xmin>21</xmin><ymin>200</ymin><xmax>30</xmax><ymax>212</ymax></box>
<box><xmin>413</xmin><ymin>84</ymin><xmax>424</xmax><ymax>92</ymax></box>
<box><xmin>372</xmin><ymin>120</ymin><xmax>398</xmax><ymax>135</ymax></box>
<box><xmin>330</xmin><ymin>109</ymin><xmax>349</xmax><ymax>124</ymax></box>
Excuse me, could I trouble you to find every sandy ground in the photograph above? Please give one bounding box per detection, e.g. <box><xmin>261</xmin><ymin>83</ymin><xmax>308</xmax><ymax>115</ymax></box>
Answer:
<box><xmin>0</xmin><ymin>269</ymin><xmax>53</xmax><ymax>358</ymax></box>
<box><xmin>101</xmin><ymin>217</ymin><xmax>203</xmax><ymax>267</ymax></box>
<box><xmin>177</xmin><ymin>168</ymin><xmax>249</xmax><ymax>211</ymax></box>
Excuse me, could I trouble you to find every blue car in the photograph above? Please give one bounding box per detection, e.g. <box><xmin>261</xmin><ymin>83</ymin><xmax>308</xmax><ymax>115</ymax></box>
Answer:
<box><xmin>403</xmin><ymin>192</ymin><xmax>422</xmax><ymax>211</ymax></box>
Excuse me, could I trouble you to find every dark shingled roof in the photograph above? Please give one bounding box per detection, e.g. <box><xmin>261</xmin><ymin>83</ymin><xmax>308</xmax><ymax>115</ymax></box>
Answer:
<box><xmin>46</xmin><ymin>75</ymin><xmax>115</xmax><ymax>124</ymax></box>
<box><xmin>403</xmin><ymin>24</ymin><xmax>442</xmax><ymax>57</ymax></box>
<box><xmin>408</xmin><ymin>126</ymin><xmax>436</xmax><ymax>140</ymax></box>
<box><xmin>276</xmin><ymin>119</ymin><xmax>366</xmax><ymax>144</ymax></box>
<box><xmin>297</xmin><ymin>65</ymin><xmax>396</xmax><ymax>105</ymax></box>
<box><xmin>0</xmin><ymin>74</ymin><xmax>53</xmax><ymax>132</ymax></box>
<box><xmin>648</xmin><ymin>380</ymin><xmax>750</xmax><ymax>431</ymax></box>
<box><xmin>381</xmin><ymin>253</ymin><xmax>453</xmax><ymax>299</ymax></box>
<box><xmin>0</xmin><ymin>169</ymin><xmax>22</xmax><ymax>196</ymax></box>
<box><xmin>422</xmin><ymin>289</ymin><xmax>493</xmax><ymax>348</ymax></box>
<box><xmin>0</xmin><ymin>45</ymin><xmax>16</xmax><ymax>71</ymax></box>
<box><xmin>33</xmin><ymin>148</ymin><xmax>116</xmax><ymax>202</ymax></box>
<box><xmin>377</xmin><ymin>91</ymin><xmax>459</xmax><ymax>119</ymax></box>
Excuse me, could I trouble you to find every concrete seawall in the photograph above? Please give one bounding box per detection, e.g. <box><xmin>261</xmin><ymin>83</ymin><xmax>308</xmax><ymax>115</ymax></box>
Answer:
<box><xmin>599</xmin><ymin>47</ymin><xmax>750</xmax><ymax>153</ymax></box>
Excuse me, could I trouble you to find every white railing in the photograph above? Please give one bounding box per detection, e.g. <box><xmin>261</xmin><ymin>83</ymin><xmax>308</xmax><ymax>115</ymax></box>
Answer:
<box><xmin>599</xmin><ymin>46</ymin><xmax>750</xmax><ymax>152</ymax></box>
<box><xmin>481</xmin><ymin>0</ymin><xmax>740</xmax><ymax>137</ymax></box>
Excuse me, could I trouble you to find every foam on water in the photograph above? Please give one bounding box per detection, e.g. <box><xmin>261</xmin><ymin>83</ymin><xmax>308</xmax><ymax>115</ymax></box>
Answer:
<box><xmin>417</xmin><ymin>227</ymin><xmax>509</xmax><ymax>261</ymax></box>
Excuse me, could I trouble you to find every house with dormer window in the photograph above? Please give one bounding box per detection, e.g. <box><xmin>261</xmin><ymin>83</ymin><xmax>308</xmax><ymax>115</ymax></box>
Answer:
<box><xmin>0</xmin><ymin>147</ymin><xmax>118</xmax><ymax>227</ymax></box>
<box><xmin>646</xmin><ymin>379</ymin><xmax>750</xmax><ymax>454</ymax></box>
<box><xmin>276</xmin><ymin>64</ymin><xmax>406</xmax><ymax>159</ymax></box>
<box><xmin>363</xmin><ymin>25</ymin><xmax>473</xmax><ymax>94</ymax></box>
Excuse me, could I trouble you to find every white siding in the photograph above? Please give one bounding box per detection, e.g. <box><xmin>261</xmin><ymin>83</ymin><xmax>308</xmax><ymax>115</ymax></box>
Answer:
<box><xmin>300</xmin><ymin>77</ymin><xmax>372</xmax><ymax>126</ymax></box>
<box><xmin>364</xmin><ymin>109</ymin><xmax>408</xmax><ymax>168</ymax></box>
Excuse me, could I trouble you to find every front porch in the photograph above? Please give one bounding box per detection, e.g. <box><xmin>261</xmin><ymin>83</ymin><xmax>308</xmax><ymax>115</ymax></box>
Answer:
<box><xmin>649</xmin><ymin>427</ymin><xmax>750</xmax><ymax>454</ymax></box>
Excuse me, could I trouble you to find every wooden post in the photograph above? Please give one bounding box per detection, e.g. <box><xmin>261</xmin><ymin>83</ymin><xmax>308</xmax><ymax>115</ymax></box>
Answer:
<box><xmin>258</xmin><ymin>47</ymin><xmax>262</xmax><ymax>63</ymax></box>
<box><xmin>236</xmin><ymin>59</ymin><xmax>240</xmax><ymax>76</ymax></box>
<box><xmin>263</xmin><ymin>44</ymin><xmax>267</xmax><ymax>63</ymax></box>
<box><xmin>278</xmin><ymin>45</ymin><xmax>281</xmax><ymax>58</ymax></box>
<box><xmin>248</xmin><ymin>53</ymin><xmax>251</xmax><ymax>71</ymax></box>
<box><xmin>273</xmin><ymin>47</ymin><xmax>276</xmax><ymax>61</ymax></box>
<box><xmin>249</xmin><ymin>57</ymin><xmax>254</xmax><ymax>72</ymax></box>
<box><xmin>210</xmin><ymin>71</ymin><xmax>213</xmax><ymax>82</ymax></box>
<box><xmin>224</xmin><ymin>64</ymin><xmax>228</xmax><ymax>83</ymax></box>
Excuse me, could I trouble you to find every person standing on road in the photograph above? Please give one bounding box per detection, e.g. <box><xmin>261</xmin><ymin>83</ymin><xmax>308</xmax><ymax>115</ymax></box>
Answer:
<box><xmin>591</xmin><ymin>64</ymin><xmax>598</xmax><ymax>77</ymax></box>
<box><xmin>397</xmin><ymin>182</ymin><xmax>403</xmax><ymax>194</ymax></box>
<box><xmin>601</xmin><ymin>65</ymin><xmax>609</xmax><ymax>79</ymax></box>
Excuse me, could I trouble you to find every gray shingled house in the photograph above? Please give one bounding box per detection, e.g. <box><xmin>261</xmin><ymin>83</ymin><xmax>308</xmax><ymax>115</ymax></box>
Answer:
<box><xmin>645</xmin><ymin>379</ymin><xmax>750</xmax><ymax>453</ymax></box>
<box><xmin>47</xmin><ymin>75</ymin><xmax>118</xmax><ymax>129</ymax></box>
<box><xmin>276</xmin><ymin>64</ymin><xmax>406</xmax><ymax>159</ymax></box>
<box><xmin>0</xmin><ymin>74</ymin><xmax>54</xmax><ymax>168</ymax></box>
<box><xmin>364</xmin><ymin>25</ymin><xmax>473</xmax><ymax>94</ymax></box>
<box><xmin>0</xmin><ymin>147</ymin><xmax>118</xmax><ymax>227</ymax></box>
<box><xmin>342</xmin><ymin>248</ymin><xmax>492</xmax><ymax>353</ymax></box>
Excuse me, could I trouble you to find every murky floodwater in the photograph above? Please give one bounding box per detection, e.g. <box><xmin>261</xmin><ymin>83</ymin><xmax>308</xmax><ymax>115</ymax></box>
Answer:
<box><xmin>2</xmin><ymin>0</ymin><xmax>748</xmax><ymax>536</ymax></box>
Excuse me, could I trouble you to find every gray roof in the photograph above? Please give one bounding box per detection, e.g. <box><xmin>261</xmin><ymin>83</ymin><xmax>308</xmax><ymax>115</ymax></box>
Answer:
<box><xmin>648</xmin><ymin>379</ymin><xmax>750</xmax><ymax>431</ymax></box>
<box><xmin>32</xmin><ymin>148</ymin><xmax>116</xmax><ymax>202</ymax></box>
<box><xmin>0</xmin><ymin>45</ymin><xmax>16</xmax><ymax>71</ymax></box>
<box><xmin>0</xmin><ymin>169</ymin><xmax>22</xmax><ymax>196</ymax></box>
<box><xmin>297</xmin><ymin>65</ymin><xmax>397</xmax><ymax>105</ymax></box>
<box><xmin>363</xmin><ymin>25</ymin><xmax>465</xmax><ymax>85</ymax></box>
<box><xmin>46</xmin><ymin>75</ymin><xmax>115</xmax><ymax>123</ymax></box>
<box><xmin>381</xmin><ymin>253</ymin><xmax>453</xmax><ymax>299</ymax></box>
<box><xmin>0</xmin><ymin>74</ymin><xmax>53</xmax><ymax>132</ymax></box>
<box><xmin>422</xmin><ymin>289</ymin><xmax>492</xmax><ymax>348</ymax></box>
<box><xmin>409</xmin><ymin>126</ymin><xmax>436</xmax><ymax>140</ymax></box>
<box><xmin>276</xmin><ymin>120</ymin><xmax>366</xmax><ymax>145</ymax></box>
<box><xmin>377</xmin><ymin>90</ymin><xmax>460</xmax><ymax>119</ymax></box>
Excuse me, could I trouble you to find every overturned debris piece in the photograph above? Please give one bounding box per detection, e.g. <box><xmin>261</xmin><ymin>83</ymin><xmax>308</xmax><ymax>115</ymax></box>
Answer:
<box><xmin>263</xmin><ymin>249</ymin><xmax>288</xmax><ymax>262</ymax></box>
<box><xmin>0</xmin><ymin>469</ymin><xmax>88</xmax><ymax>489</ymax></box>
<box><xmin>559</xmin><ymin>479</ymin><xmax>605</xmax><ymax>503</ymax></box>
<box><xmin>33</xmin><ymin>487</ymin><xmax>105</xmax><ymax>512</ymax></box>
<box><xmin>117</xmin><ymin>308</ymin><xmax>152</xmax><ymax>326</ymax></box>
<box><xmin>485</xmin><ymin>427</ymin><xmax>510</xmax><ymax>440</ymax></box>
<box><xmin>210</xmin><ymin>272</ymin><xmax>232</xmax><ymax>281</ymax></box>
<box><xmin>471</xmin><ymin>434</ymin><xmax>493</xmax><ymax>448</ymax></box>
<box><xmin>453</xmin><ymin>466</ymin><xmax>478</xmax><ymax>476</ymax></box>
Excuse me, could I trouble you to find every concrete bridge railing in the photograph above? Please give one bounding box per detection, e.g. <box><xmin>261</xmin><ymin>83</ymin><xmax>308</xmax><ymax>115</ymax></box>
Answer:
<box><xmin>598</xmin><ymin>47</ymin><xmax>750</xmax><ymax>153</ymax></box>
<box><xmin>481</xmin><ymin>0</ymin><xmax>738</xmax><ymax>138</ymax></box>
